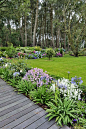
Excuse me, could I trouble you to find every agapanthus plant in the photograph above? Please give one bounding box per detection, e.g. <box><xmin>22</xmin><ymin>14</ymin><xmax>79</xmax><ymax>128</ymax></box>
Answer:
<box><xmin>71</xmin><ymin>76</ymin><xmax>83</xmax><ymax>85</ymax></box>
<box><xmin>23</xmin><ymin>68</ymin><xmax>53</xmax><ymax>87</ymax></box>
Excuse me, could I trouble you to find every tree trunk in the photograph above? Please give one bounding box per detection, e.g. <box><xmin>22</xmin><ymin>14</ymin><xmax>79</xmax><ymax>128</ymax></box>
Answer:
<box><xmin>42</xmin><ymin>15</ymin><xmax>44</xmax><ymax>48</ymax></box>
<box><xmin>7</xmin><ymin>19</ymin><xmax>11</xmax><ymax>42</ymax></box>
<box><xmin>31</xmin><ymin>11</ymin><xmax>33</xmax><ymax>46</ymax></box>
<box><xmin>57</xmin><ymin>28</ymin><xmax>60</xmax><ymax>48</ymax></box>
<box><xmin>68</xmin><ymin>41</ymin><xmax>69</xmax><ymax>51</ymax></box>
<box><xmin>25</xmin><ymin>15</ymin><xmax>27</xmax><ymax>47</ymax></box>
<box><xmin>50</xmin><ymin>4</ymin><xmax>55</xmax><ymax>48</ymax></box>
<box><xmin>64</xmin><ymin>33</ymin><xmax>66</xmax><ymax>49</ymax></box>
<box><xmin>46</xmin><ymin>21</ymin><xmax>48</xmax><ymax>47</ymax></box>
<box><xmin>56</xmin><ymin>31</ymin><xmax>58</xmax><ymax>48</ymax></box>
<box><xmin>20</xmin><ymin>17</ymin><xmax>24</xmax><ymax>46</ymax></box>
<box><xmin>44</xmin><ymin>1</ymin><xmax>46</xmax><ymax>47</ymax></box>
<box><xmin>33</xmin><ymin>0</ymin><xmax>39</xmax><ymax>46</ymax></box>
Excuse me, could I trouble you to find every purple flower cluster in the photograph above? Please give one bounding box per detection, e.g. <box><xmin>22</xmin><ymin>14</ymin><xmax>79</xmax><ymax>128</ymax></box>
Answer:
<box><xmin>71</xmin><ymin>76</ymin><xmax>83</xmax><ymax>85</ymax></box>
<box><xmin>23</xmin><ymin>68</ymin><xmax>53</xmax><ymax>87</ymax></box>
<box><xmin>56</xmin><ymin>53</ymin><xmax>62</xmax><ymax>57</ymax></box>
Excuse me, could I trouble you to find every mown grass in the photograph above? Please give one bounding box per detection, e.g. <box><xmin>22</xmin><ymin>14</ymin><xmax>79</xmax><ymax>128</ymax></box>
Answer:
<box><xmin>10</xmin><ymin>54</ymin><xmax>86</xmax><ymax>86</ymax></box>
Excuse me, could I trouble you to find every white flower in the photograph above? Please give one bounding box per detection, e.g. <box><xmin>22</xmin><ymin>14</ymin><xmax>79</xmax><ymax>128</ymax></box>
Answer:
<box><xmin>20</xmin><ymin>70</ymin><xmax>22</xmax><ymax>73</ymax></box>
<box><xmin>5</xmin><ymin>63</ymin><xmax>8</xmax><ymax>67</ymax></box>
<box><xmin>50</xmin><ymin>83</ymin><xmax>55</xmax><ymax>93</ymax></box>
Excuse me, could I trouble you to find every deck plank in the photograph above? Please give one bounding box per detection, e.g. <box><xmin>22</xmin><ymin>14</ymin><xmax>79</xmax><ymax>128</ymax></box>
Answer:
<box><xmin>0</xmin><ymin>78</ymin><xmax>70</xmax><ymax>129</ymax></box>
<box><xmin>12</xmin><ymin>110</ymin><xmax>46</xmax><ymax>129</ymax></box>
<box><xmin>0</xmin><ymin>99</ymin><xmax>31</xmax><ymax>117</ymax></box>
<box><xmin>2</xmin><ymin>107</ymin><xmax>43</xmax><ymax>129</ymax></box>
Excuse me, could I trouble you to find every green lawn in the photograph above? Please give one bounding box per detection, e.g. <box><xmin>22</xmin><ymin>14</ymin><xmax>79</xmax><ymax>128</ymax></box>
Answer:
<box><xmin>11</xmin><ymin>54</ymin><xmax>86</xmax><ymax>86</ymax></box>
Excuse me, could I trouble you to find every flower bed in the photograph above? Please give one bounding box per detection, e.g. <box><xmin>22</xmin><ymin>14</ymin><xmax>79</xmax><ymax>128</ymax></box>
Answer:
<box><xmin>0</xmin><ymin>58</ymin><xmax>86</xmax><ymax>128</ymax></box>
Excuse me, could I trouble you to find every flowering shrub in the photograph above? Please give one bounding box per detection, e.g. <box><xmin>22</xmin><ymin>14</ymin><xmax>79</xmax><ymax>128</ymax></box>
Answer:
<box><xmin>18</xmin><ymin>52</ymin><xmax>25</xmax><ymax>58</ymax></box>
<box><xmin>56</xmin><ymin>53</ymin><xmax>62</xmax><ymax>57</ymax></box>
<box><xmin>23</xmin><ymin>68</ymin><xmax>53</xmax><ymax>87</ymax></box>
<box><xmin>33</xmin><ymin>50</ymin><xmax>35</xmax><ymax>53</ymax></box>
<box><xmin>42</xmin><ymin>53</ymin><xmax>46</xmax><ymax>57</ymax></box>
<box><xmin>25</xmin><ymin>51</ymin><xmax>42</xmax><ymax>59</ymax></box>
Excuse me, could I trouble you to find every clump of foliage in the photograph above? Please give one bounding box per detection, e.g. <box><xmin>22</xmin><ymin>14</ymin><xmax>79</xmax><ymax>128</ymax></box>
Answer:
<box><xmin>6</xmin><ymin>44</ymin><xmax>17</xmax><ymax>58</ymax></box>
<box><xmin>46</xmin><ymin>48</ymin><xmax>55</xmax><ymax>60</ymax></box>
<box><xmin>46</xmin><ymin>95</ymin><xmax>81</xmax><ymax>127</ymax></box>
<box><xmin>30</xmin><ymin>85</ymin><xmax>54</xmax><ymax>104</ymax></box>
<box><xmin>16</xmin><ymin>79</ymin><xmax>37</xmax><ymax>95</ymax></box>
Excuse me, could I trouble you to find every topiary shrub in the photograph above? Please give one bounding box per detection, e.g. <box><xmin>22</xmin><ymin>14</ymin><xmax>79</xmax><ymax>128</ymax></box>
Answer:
<box><xmin>46</xmin><ymin>48</ymin><xmax>55</xmax><ymax>60</ymax></box>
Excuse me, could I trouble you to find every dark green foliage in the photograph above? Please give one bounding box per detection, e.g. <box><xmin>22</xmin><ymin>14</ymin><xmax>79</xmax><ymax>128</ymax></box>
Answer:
<box><xmin>0</xmin><ymin>67</ymin><xmax>10</xmax><ymax>81</ymax></box>
<box><xmin>79</xmin><ymin>85</ymin><xmax>86</xmax><ymax>100</ymax></box>
<box><xmin>9</xmin><ymin>76</ymin><xmax>21</xmax><ymax>88</ymax></box>
<box><xmin>46</xmin><ymin>97</ymin><xmax>81</xmax><ymax>127</ymax></box>
<box><xmin>16</xmin><ymin>80</ymin><xmax>37</xmax><ymax>95</ymax></box>
<box><xmin>30</xmin><ymin>85</ymin><xmax>54</xmax><ymax>104</ymax></box>
<box><xmin>60</xmin><ymin>48</ymin><xmax>63</xmax><ymax>56</ymax></box>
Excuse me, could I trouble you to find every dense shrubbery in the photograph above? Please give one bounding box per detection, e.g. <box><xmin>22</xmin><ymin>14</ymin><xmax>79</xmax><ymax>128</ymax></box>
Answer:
<box><xmin>0</xmin><ymin>46</ymin><xmax>64</xmax><ymax>59</ymax></box>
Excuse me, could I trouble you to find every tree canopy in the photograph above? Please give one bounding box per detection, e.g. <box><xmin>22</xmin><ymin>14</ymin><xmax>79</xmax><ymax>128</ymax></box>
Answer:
<box><xmin>0</xmin><ymin>0</ymin><xmax>86</xmax><ymax>56</ymax></box>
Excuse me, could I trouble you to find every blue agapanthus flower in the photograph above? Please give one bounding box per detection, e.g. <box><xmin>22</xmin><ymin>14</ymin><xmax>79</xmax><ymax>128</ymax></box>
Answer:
<box><xmin>71</xmin><ymin>76</ymin><xmax>83</xmax><ymax>85</ymax></box>
<box><xmin>13</xmin><ymin>72</ymin><xmax>20</xmax><ymax>77</ymax></box>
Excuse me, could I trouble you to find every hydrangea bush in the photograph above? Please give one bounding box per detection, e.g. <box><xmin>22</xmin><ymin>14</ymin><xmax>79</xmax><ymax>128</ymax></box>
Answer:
<box><xmin>18</xmin><ymin>52</ymin><xmax>25</xmax><ymax>58</ymax></box>
<box><xmin>56</xmin><ymin>53</ymin><xmax>62</xmax><ymax>57</ymax></box>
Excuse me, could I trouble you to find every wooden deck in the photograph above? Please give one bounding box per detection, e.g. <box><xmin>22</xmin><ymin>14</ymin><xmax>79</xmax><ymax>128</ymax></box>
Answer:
<box><xmin>0</xmin><ymin>79</ymin><xmax>70</xmax><ymax>129</ymax></box>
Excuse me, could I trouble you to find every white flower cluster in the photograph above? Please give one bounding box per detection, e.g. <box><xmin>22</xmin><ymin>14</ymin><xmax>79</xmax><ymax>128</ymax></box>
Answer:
<box><xmin>51</xmin><ymin>78</ymin><xmax>82</xmax><ymax>100</ymax></box>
